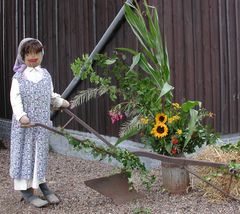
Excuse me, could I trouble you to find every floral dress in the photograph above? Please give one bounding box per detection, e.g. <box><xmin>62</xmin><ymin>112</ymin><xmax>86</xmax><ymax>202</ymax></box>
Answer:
<box><xmin>10</xmin><ymin>68</ymin><xmax>55</xmax><ymax>190</ymax></box>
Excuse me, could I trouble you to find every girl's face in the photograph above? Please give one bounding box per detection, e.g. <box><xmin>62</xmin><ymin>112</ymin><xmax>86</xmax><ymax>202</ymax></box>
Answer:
<box><xmin>24</xmin><ymin>51</ymin><xmax>43</xmax><ymax>68</ymax></box>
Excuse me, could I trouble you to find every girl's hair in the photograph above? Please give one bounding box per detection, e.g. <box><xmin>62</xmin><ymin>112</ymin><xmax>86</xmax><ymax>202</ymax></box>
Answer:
<box><xmin>20</xmin><ymin>39</ymin><xmax>43</xmax><ymax>60</ymax></box>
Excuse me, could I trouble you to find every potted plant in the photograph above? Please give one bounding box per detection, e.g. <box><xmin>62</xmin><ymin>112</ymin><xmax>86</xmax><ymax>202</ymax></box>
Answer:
<box><xmin>70</xmin><ymin>0</ymin><xmax>219</xmax><ymax>193</ymax></box>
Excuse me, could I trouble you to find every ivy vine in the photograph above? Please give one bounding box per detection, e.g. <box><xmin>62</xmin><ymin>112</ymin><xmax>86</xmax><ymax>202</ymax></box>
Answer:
<box><xmin>64</xmin><ymin>132</ymin><xmax>156</xmax><ymax>190</ymax></box>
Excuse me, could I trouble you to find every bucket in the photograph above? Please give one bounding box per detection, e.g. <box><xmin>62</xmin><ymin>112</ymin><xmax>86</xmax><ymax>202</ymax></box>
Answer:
<box><xmin>161</xmin><ymin>161</ymin><xmax>190</xmax><ymax>194</ymax></box>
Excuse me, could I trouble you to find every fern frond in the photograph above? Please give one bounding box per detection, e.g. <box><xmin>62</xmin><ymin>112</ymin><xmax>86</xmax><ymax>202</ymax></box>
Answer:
<box><xmin>115</xmin><ymin>116</ymin><xmax>143</xmax><ymax>146</ymax></box>
<box><xmin>72</xmin><ymin>87</ymin><xmax>108</xmax><ymax>106</ymax></box>
<box><xmin>119</xmin><ymin>115</ymin><xmax>142</xmax><ymax>137</ymax></box>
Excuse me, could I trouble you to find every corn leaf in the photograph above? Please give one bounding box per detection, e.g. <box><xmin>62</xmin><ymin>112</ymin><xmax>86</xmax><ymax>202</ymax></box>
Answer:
<box><xmin>184</xmin><ymin>109</ymin><xmax>198</xmax><ymax>148</ymax></box>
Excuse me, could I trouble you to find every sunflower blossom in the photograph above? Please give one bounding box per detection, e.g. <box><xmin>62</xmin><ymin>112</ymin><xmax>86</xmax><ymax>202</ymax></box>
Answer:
<box><xmin>155</xmin><ymin>113</ymin><xmax>167</xmax><ymax>124</ymax></box>
<box><xmin>151</xmin><ymin>122</ymin><xmax>168</xmax><ymax>138</ymax></box>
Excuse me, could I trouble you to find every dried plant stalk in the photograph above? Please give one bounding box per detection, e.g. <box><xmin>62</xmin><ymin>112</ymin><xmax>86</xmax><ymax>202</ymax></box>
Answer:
<box><xmin>194</xmin><ymin>146</ymin><xmax>240</xmax><ymax>203</ymax></box>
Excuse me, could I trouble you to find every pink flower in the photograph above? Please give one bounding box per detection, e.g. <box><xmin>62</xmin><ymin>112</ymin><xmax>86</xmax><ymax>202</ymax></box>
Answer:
<box><xmin>109</xmin><ymin>111</ymin><xmax>124</xmax><ymax>124</ymax></box>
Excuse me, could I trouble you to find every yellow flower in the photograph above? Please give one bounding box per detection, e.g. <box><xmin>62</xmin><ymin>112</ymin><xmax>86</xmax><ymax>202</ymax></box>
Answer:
<box><xmin>151</xmin><ymin>122</ymin><xmax>168</xmax><ymax>138</ymax></box>
<box><xmin>173</xmin><ymin>115</ymin><xmax>180</xmax><ymax>121</ymax></box>
<box><xmin>172</xmin><ymin>103</ymin><xmax>181</xmax><ymax>109</ymax></box>
<box><xmin>168</xmin><ymin>115</ymin><xmax>180</xmax><ymax>124</ymax></box>
<box><xmin>140</xmin><ymin>117</ymin><xmax>149</xmax><ymax>124</ymax></box>
<box><xmin>155</xmin><ymin>113</ymin><xmax>167</xmax><ymax>123</ymax></box>
<box><xmin>168</xmin><ymin>117</ymin><xmax>174</xmax><ymax>124</ymax></box>
<box><xmin>176</xmin><ymin>129</ymin><xmax>182</xmax><ymax>135</ymax></box>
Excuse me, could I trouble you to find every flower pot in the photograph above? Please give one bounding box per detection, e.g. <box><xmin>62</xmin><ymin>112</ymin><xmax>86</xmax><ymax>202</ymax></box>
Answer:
<box><xmin>161</xmin><ymin>161</ymin><xmax>190</xmax><ymax>194</ymax></box>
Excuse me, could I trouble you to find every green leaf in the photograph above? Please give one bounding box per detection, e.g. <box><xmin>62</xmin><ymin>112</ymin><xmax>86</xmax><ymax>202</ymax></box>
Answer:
<box><xmin>159</xmin><ymin>82</ymin><xmax>174</xmax><ymax>98</ymax></box>
<box><xmin>104</xmin><ymin>59</ymin><xmax>116</xmax><ymax>65</ymax></box>
<box><xmin>124</xmin><ymin>3</ymin><xmax>156</xmax><ymax>63</ymax></box>
<box><xmin>138</xmin><ymin>54</ymin><xmax>161</xmax><ymax>88</ymax></box>
<box><xmin>116</xmin><ymin>47</ymin><xmax>138</xmax><ymax>55</ymax></box>
<box><xmin>184</xmin><ymin>109</ymin><xmax>198</xmax><ymax>148</ymax></box>
<box><xmin>165</xmin><ymin>142</ymin><xmax>172</xmax><ymax>155</ymax></box>
<box><xmin>125</xmin><ymin>3</ymin><xmax>151</xmax><ymax>48</ymax></box>
<box><xmin>130</xmin><ymin>53</ymin><xmax>141</xmax><ymax>71</ymax></box>
<box><xmin>182</xmin><ymin>101</ymin><xmax>201</xmax><ymax>112</ymax></box>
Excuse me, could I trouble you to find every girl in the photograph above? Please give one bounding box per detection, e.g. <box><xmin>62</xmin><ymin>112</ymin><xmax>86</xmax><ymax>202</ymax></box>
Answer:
<box><xmin>10</xmin><ymin>38</ymin><xmax>69</xmax><ymax>207</ymax></box>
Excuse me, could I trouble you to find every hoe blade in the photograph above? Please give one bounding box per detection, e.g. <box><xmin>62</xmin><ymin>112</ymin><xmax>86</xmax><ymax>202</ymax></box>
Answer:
<box><xmin>84</xmin><ymin>173</ymin><xmax>145</xmax><ymax>204</ymax></box>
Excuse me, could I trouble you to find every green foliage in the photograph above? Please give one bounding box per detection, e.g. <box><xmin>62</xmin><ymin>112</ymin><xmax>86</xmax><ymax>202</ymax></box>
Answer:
<box><xmin>71</xmin><ymin>0</ymin><xmax>174</xmax><ymax>117</ymax></box>
<box><xmin>133</xmin><ymin>207</ymin><xmax>152</xmax><ymax>214</ymax></box>
<box><xmin>228</xmin><ymin>160</ymin><xmax>240</xmax><ymax>179</ymax></box>
<box><xmin>220</xmin><ymin>141</ymin><xmax>240</xmax><ymax>152</ymax></box>
<box><xmin>220</xmin><ymin>143</ymin><xmax>240</xmax><ymax>179</ymax></box>
<box><xmin>65</xmin><ymin>133</ymin><xmax>155</xmax><ymax>189</ymax></box>
<box><xmin>124</xmin><ymin>0</ymin><xmax>172</xmax><ymax>103</ymax></box>
<box><xmin>70</xmin><ymin>1</ymin><xmax>219</xmax><ymax>157</ymax></box>
<box><xmin>203</xmin><ymin>161</ymin><xmax>240</xmax><ymax>181</ymax></box>
<box><xmin>71</xmin><ymin>54</ymin><xmax>92</xmax><ymax>78</ymax></box>
<box><xmin>67</xmin><ymin>0</ymin><xmax>220</xmax><ymax>190</ymax></box>
<box><xmin>71</xmin><ymin>53</ymin><xmax>127</xmax><ymax>106</ymax></box>
<box><xmin>201</xmin><ymin>145</ymin><xmax>240</xmax><ymax>180</ymax></box>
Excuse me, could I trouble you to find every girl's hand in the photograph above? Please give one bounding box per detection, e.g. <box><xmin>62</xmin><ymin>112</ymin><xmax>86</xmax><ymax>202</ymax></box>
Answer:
<box><xmin>61</xmin><ymin>100</ymin><xmax>70</xmax><ymax>108</ymax></box>
<box><xmin>20</xmin><ymin>115</ymin><xmax>30</xmax><ymax>124</ymax></box>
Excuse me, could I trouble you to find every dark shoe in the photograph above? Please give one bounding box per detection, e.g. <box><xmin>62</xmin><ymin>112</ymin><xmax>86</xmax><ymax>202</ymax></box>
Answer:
<box><xmin>21</xmin><ymin>189</ymin><xmax>48</xmax><ymax>208</ymax></box>
<box><xmin>39</xmin><ymin>183</ymin><xmax>60</xmax><ymax>204</ymax></box>
<box><xmin>44</xmin><ymin>193</ymin><xmax>60</xmax><ymax>204</ymax></box>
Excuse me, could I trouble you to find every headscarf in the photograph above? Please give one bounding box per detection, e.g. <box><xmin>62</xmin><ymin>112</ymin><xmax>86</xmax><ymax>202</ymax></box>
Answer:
<box><xmin>13</xmin><ymin>38</ymin><xmax>43</xmax><ymax>73</ymax></box>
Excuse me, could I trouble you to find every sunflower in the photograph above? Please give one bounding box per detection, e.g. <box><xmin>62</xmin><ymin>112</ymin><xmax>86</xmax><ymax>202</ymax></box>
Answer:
<box><xmin>151</xmin><ymin>122</ymin><xmax>168</xmax><ymax>138</ymax></box>
<box><xmin>155</xmin><ymin>113</ymin><xmax>167</xmax><ymax>123</ymax></box>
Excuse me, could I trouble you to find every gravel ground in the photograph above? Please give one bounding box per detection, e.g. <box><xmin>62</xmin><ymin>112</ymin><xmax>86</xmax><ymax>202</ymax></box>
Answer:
<box><xmin>0</xmin><ymin>148</ymin><xmax>240</xmax><ymax>214</ymax></box>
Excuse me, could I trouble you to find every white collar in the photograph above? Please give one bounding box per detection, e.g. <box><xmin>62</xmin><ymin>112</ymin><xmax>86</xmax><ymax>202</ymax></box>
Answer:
<box><xmin>25</xmin><ymin>65</ymin><xmax>42</xmax><ymax>72</ymax></box>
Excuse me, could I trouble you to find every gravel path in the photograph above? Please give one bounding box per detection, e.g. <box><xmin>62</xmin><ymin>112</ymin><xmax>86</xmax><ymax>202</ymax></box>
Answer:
<box><xmin>0</xmin><ymin>148</ymin><xmax>239</xmax><ymax>214</ymax></box>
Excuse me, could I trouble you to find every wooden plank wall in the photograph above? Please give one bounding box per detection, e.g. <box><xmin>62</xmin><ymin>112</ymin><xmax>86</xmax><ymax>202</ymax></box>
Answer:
<box><xmin>1</xmin><ymin>0</ymin><xmax>240</xmax><ymax>135</ymax></box>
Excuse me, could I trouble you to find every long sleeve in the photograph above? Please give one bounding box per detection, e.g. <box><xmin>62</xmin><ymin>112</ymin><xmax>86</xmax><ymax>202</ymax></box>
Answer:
<box><xmin>51</xmin><ymin>82</ymin><xmax>64</xmax><ymax>108</ymax></box>
<box><xmin>10</xmin><ymin>78</ymin><xmax>27</xmax><ymax>121</ymax></box>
